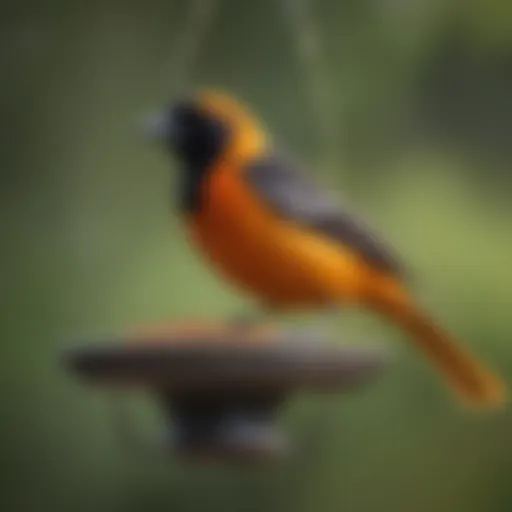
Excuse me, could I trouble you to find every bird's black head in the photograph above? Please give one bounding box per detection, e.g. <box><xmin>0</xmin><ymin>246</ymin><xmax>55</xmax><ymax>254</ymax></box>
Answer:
<box><xmin>144</xmin><ymin>90</ymin><xmax>267</xmax><ymax>213</ymax></box>
<box><xmin>145</xmin><ymin>100</ymin><xmax>230</xmax><ymax>170</ymax></box>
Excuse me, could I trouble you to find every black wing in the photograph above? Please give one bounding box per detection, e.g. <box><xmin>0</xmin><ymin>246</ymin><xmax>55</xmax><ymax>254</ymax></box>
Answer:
<box><xmin>245</xmin><ymin>153</ymin><xmax>407</xmax><ymax>277</ymax></box>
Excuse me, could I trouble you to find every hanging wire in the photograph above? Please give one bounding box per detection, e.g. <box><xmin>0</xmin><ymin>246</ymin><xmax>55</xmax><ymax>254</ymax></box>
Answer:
<box><xmin>281</xmin><ymin>0</ymin><xmax>343</xmax><ymax>177</ymax></box>
<box><xmin>117</xmin><ymin>0</ymin><xmax>343</xmax><ymax>469</ymax></box>
<box><xmin>279</xmin><ymin>0</ymin><xmax>346</xmax><ymax>501</ymax></box>
<box><xmin>165</xmin><ymin>0</ymin><xmax>219</xmax><ymax>96</ymax></box>
<box><xmin>110</xmin><ymin>1</ymin><xmax>219</xmax><ymax>460</ymax></box>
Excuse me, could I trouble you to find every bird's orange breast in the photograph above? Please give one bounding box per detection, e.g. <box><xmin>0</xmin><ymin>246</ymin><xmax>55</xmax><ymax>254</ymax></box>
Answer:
<box><xmin>186</xmin><ymin>164</ymin><xmax>368</xmax><ymax>308</ymax></box>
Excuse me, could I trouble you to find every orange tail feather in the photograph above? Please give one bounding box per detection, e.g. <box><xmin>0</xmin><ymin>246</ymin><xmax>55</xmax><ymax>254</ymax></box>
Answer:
<box><xmin>369</xmin><ymin>278</ymin><xmax>508</xmax><ymax>409</ymax></box>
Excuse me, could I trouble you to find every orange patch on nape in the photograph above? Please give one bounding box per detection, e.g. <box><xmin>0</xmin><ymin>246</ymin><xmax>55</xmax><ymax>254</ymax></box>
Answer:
<box><xmin>195</xmin><ymin>88</ymin><xmax>255</xmax><ymax>125</ymax></box>
<box><xmin>193</xmin><ymin>88</ymin><xmax>269</xmax><ymax>162</ymax></box>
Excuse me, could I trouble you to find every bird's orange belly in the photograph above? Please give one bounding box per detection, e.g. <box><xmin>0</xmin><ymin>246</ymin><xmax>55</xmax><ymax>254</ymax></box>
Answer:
<box><xmin>186</xmin><ymin>169</ymin><xmax>366</xmax><ymax>308</ymax></box>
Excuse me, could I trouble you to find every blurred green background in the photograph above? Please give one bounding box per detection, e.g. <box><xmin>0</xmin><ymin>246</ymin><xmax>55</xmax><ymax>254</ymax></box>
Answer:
<box><xmin>2</xmin><ymin>0</ymin><xmax>512</xmax><ymax>511</ymax></box>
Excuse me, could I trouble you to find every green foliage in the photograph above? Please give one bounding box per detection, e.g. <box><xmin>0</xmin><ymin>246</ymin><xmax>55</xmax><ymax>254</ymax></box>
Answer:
<box><xmin>1</xmin><ymin>1</ymin><xmax>511</xmax><ymax>511</ymax></box>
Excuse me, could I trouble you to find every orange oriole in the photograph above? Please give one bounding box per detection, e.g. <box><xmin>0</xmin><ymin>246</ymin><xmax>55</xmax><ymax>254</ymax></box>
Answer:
<box><xmin>145</xmin><ymin>89</ymin><xmax>507</xmax><ymax>408</ymax></box>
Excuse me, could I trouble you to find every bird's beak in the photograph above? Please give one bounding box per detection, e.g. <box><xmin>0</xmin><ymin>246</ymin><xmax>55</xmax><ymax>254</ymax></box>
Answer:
<box><xmin>142</xmin><ymin>110</ymin><xmax>174</xmax><ymax>144</ymax></box>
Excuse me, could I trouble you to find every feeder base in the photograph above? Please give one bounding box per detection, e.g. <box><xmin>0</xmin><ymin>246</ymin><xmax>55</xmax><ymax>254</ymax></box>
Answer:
<box><xmin>162</xmin><ymin>390</ymin><xmax>286</xmax><ymax>463</ymax></box>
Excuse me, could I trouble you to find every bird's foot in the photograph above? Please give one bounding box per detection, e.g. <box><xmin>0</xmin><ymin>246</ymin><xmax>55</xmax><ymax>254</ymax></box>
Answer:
<box><xmin>229</xmin><ymin>307</ymin><xmax>281</xmax><ymax>329</ymax></box>
<box><xmin>283</xmin><ymin>307</ymin><xmax>340</xmax><ymax>346</ymax></box>
<box><xmin>284</xmin><ymin>327</ymin><xmax>329</xmax><ymax>346</ymax></box>
<box><xmin>229</xmin><ymin>313</ymin><xmax>262</xmax><ymax>330</ymax></box>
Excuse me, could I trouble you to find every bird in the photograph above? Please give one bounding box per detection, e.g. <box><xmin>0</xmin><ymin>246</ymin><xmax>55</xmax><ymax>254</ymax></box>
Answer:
<box><xmin>144</xmin><ymin>88</ymin><xmax>507</xmax><ymax>409</ymax></box>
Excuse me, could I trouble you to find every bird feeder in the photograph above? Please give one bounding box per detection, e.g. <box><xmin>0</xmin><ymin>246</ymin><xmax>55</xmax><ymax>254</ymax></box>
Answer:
<box><xmin>62</xmin><ymin>321</ymin><xmax>388</xmax><ymax>465</ymax></box>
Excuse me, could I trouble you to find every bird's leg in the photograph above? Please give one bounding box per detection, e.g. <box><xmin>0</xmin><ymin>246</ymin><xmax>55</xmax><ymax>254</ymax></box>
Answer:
<box><xmin>230</xmin><ymin>312</ymin><xmax>260</xmax><ymax>328</ymax></box>
<box><xmin>229</xmin><ymin>307</ymin><xmax>343</xmax><ymax>346</ymax></box>
<box><xmin>229</xmin><ymin>306</ymin><xmax>279</xmax><ymax>330</ymax></box>
<box><xmin>227</xmin><ymin>308</ymin><xmax>290</xmax><ymax>346</ymax></box>
<box><xmin>295</xmin><ymin>305</ymin><xmax>341</xmax><ymax>345</ymax></box>
<box><xmin>230</xmin><ymin>311</ymin><xmax>265</xmax><ymax>328</ymax></box>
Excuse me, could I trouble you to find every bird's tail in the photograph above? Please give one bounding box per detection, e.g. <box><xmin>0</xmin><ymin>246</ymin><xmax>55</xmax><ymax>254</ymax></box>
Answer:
<box><xmin>367</xmin><ymin>274</ymin><xmax>507</xmax><ymax>409</ymax></box>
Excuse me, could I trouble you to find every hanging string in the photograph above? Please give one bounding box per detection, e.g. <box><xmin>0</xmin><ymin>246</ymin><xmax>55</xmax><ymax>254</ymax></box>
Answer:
<box><xmin>280</xmin><ymin>1</ymin><xmax>345</xmax><ymax>496</ymax></box>
<box><xmin>281</xmin><ymin>0</ymin><xmax>343</xmax><ymax>177</ymax></box>
<box><xmin>111</xmin><ymin>1</ymin><xmax>219</xmax><ymax>459</ymax></box>
<box><xmin>165</xmin><ymin>0</ymin><xmax>218</xmax><ymax>96</ymax></box>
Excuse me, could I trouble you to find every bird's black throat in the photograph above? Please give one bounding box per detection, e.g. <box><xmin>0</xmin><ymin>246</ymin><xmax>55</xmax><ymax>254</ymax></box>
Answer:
<box><xmin>178</xmin><ymin>160</ymin><xmax>213</xmax><ymax>213</ymax></box>
<box><xmin>166</xmin><ymin>102</ymin><xmax>230</xmax><ymax>214</ymax></box>
<box><xmin>173</xmin><ymin>121</ymin><xmax>229</xmax><ymax>214</ymax></box>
